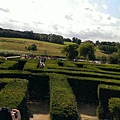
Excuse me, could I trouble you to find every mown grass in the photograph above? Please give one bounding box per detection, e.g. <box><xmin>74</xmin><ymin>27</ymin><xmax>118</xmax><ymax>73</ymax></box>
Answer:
<box><xmin>0</xmin><ymin>37</ymin><xmax>64</xmax><ymax>56</ymax></box>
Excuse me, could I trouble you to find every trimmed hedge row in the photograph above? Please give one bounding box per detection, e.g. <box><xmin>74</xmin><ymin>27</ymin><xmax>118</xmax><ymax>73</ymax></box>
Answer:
<box><xmin>46</xmin><ymin>65</ymin><xmax>120</xmax><ymax>77</ymax></box>
<box><xmin>29</xmin><ymin>68</ymin><xmax>120</xmax><ymax>80</ymax></box>
<box><xmin>67</xmin><ymin>76</ymin><xmax>120</xmax><ymax>103</ymax></box>
<box><xmin>0</xmin><ymin>78</ymin><xmax>29</xmax><ymax>120</ymax></box>
<box><xmin>109</xmin><ymin>98</ymin><xmax>120</xmax><ymax>120</ymax></box>
<box><xmin>49</xmin><ymin>73</ymin><xmax>79</xmax><ymax>120</ymax></box>
<box><xmin>0</xmin><ymin>60</ymin><xmax>19</xmax><ymax>70</ymax></box>
<box><xmin>28</xmin><ymin>73</ymin><xmax>49</xmax><ymax>100</ymax></box>
<box><xmin>0</xmin><ymin>70</ymin><xmax>30</xmax><ymax>79</ymax></box>
<box><xmin>23</xmin><ymin>59</ymin><xmax>39</xmax><ymax>71</ymax></box>
<box><xmin>97</xmin><ymin>84</ymin><xmax>120</xmax><ymax>119</ymax></box>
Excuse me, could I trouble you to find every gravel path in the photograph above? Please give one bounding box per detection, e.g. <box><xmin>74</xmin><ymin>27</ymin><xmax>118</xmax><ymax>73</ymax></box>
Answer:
<box><xmin>28</xmin><ymin>101</ymin><xmax>98</xmax><ymax>120</ymax></box>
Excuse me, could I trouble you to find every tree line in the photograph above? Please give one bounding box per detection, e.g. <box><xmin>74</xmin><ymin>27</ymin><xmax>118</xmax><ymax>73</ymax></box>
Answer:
<box><xmin>0</xmin><ymin>28</ymin><xmax>65</xmax><ymax>44</ymax></box>
<box><xmin>0</xmin><ymin>28</ymin><xmax>82</xmax><ymax>45</ymax></box>
<box><xmin>62</xmin><ymin>40</ymin><xmax>120</xmax><ymax>64</ymax></box>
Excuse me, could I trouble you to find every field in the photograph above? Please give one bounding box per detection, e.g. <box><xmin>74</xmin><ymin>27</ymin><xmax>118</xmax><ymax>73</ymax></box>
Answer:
<box><xmin>0</xmin><ymin>37</ymin><xmax>64</xmax><ymax>56</ymax></box>
<box><xmin>0</xmin><ymin>37</ymin><xmax>107</xmax><ymax>58</ymax></box>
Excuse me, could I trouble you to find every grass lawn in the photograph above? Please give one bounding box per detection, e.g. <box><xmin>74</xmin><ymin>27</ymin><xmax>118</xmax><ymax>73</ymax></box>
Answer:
<box><xmin>0</xmin><ymin>37</ymin><xmax>65</xmax><ymax>56</ymax></box>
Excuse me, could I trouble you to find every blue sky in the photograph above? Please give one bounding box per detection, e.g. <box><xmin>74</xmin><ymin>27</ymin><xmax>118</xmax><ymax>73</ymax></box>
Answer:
<box><xmin>0</xmin><ymin>0</ymin><xmax>120</xmax><ymax>42</ymax></box>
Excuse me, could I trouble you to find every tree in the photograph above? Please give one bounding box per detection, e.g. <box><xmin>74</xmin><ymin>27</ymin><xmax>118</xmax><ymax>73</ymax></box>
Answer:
<box><xmin>72</xmin><ymin>37</ymin><xmax>81</xmax><ymax>44</ymax></box>
<box><xmin>108</xmin><ymin>53</ymin><xmax>118</xmax><ymax>64</ymax></box>
<box><xmin>27</xmin><ymin>44</ymin><xmax>37</xmax><ymax>51</ymax></box>
<box><xmin>100</xmin><ymin>55</ymin><xmax>107</xmax><ymax>64</ymax></box>
<box><xmin>62</xmin><ymin>44</ymin><xmax>78</xmax><ymax>60</ymax></box>
<box><xmin>79</xmin><ymin>42</ymin><xmax>95</xmax><ymax>60</ymax></box>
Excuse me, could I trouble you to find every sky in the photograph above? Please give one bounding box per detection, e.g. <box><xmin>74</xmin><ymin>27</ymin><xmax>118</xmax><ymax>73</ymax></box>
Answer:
<box><xmin>0</xmin><ymin>0</ymin><xmax>120</xmax><ymax>42</ymax></box>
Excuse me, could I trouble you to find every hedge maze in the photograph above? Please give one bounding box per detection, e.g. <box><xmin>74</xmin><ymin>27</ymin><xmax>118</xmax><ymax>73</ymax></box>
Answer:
<box><xmin>0</xmin><ymin>58</ymin><xmax>120</xmax><ymax>119</ymax></box>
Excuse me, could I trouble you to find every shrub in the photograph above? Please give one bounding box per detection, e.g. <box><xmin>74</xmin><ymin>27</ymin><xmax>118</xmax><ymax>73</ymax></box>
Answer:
<box><xmin>49</xmin><ymin>73</ymin><xmax>79</xmax><ymax>120</ymax></box>
<box><xmin>97</xmin><ymin>84</ymin><xmax>120</xmax><ymax>119</ymax></box>
<box><xmin>109</xmin><ymin>98</ymin><xmax>120</xmax><ymax>120</ymax></box>
<box><xmin>0</xmin><ymin>60</ymin><xmax>19</xmax><ymax>70</ymax></box>
<box><xmin>23</xmin><ymin>59</ymin><xmax>39</xmax><ymax>71</ymax></box>
<box><xmin>0</xmin><ymin>78</ymin><xmax>29</xmax><ymax>120</ymax></box>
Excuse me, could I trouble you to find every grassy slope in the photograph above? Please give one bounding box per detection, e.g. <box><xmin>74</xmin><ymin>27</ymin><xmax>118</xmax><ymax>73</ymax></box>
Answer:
<box><xmin>0</xmin><ymin>37</ymin><xmax>64</xmax><ymax>56</ymax></box>
<box><xmin>0</xmin><ymin>37</ymin><xmax>106</xmax><ymax>58</ymax></box>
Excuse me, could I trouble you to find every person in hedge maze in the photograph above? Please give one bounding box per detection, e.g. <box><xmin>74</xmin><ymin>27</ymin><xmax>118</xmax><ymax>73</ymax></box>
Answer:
<box><xmin>11</xmin><ymin>109</ymin><xmax>21</xmax><ymax>120</ymax></box>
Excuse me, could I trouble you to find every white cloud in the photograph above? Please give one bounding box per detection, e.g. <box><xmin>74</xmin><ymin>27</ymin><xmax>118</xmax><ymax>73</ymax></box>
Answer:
<box><xmin>118</xmin><ymin>7</ymin><xmax>120</xmax><ymax>11</ymax></box>
<box><xmin>0</xmin><ymin>0</ymin><xmax>120</xmax><ymax>42</ymax></box>
<box><xmin>102</xmin><ymin>4</ymin><xmax>108</xmax><ymax>10</ymax></box>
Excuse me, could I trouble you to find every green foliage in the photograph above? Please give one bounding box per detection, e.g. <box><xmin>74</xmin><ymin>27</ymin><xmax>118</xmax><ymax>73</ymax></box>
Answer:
<box><xmin>62</xmin><ymin>44</ymin><xmax>78</xmax><ymax>60</ymax></box>
<box><xmin>28</xmin><ymin>73</ymin><xmax>49</xmax><ymax>100</ymax></box>
<box><xmin>0</xmin><ymin>70</ymin><xmax>30</xmax><ymax>79</ymax></box>
<box><xmin>68</xmin><ymin>76</ymin><xmax>120</xmax><ymax>103</ymax></box>
<box><xmin>49</xmin><ymin>73</ymin><xmax>79</xmax><ymax>120</ymax></box>
<box><xmin>26</xmin><ymin>44</ymin><xmax>37</xmax><ymax>51</ymax></box>
<box><xmin>0</xmin><ymin>60</ymin><xmax>19</xmax><ymax>70</ymax></box>
<box><xmin>100</xmin><ymin>55</ymin><xmax>107</xmax><ymax>64</ymax></box>
<box><xmin>0</xmin><ymin>78</ymin><xmax>28</xmax><ymax>120</ymax></box>
<box><xmin>0</xmin><ymin>50</ymin><xmax>20</xmax><ymax>57</ymax></box>
<box><xmin>108</xmin><ymin>53</ymin><xmax>118</xmax><ymax>64</ymax></box>
<box><xmin>79</xmin><ymin>41</ymin><xmax>95</xmax><ymax>60</ymax></box>
<box><xmin>97</xmin><ymin>84</ymin><xmax>120</xmax><ymax>119</ymax></box>
<box><xmin>109</xmin><ymin>98</ymin><xmax>120</xmax><ymax>120</ymax></box>
<box><xmin>23</xmin><ymin>59</ymin><xmax>39</xmax><ymax>71</ymax></box>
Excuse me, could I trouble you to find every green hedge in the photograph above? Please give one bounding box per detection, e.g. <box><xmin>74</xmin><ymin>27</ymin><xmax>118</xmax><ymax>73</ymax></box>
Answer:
<box><xmin>25</xmin><ymin>68</ymin><xmax>120</xmax><ymax>80</ymax></box>
<box><xmin>28</xmin><ymin>73</ymin><xmax>49</xmax><ymax>100</ymax></box>
<box><xmin>67</xmin><ymin>76</ymin><xmax>120</xmax><ymax>103</ymax></box>
<box><xmin>0</xmin><ymin>70</ymin><xmax>30</xmax><ymax>79</ymax></box>
<box><xmin>49</xmin><ymin>73</ymin><xmax>79</xmax><ymax>120</ymax></box>
<box><xmin>109</xmin><ymin>98</ymin><xmax>120</xmax><ymax>120</ymax></box>
<box><xmin>23</xmin><ymin>59</ymin><xmax>39</xmax><ymax>71</ymax></box>
<box><xmin>97</xmin><ymin>84</ymin><xmax>120</xmax><ymax>119</ymax></box>
<box><xmin>18</xmin><ymin>59</ymin><xmax>27</xmax><ymax>70</ymax></box>
<box><xmin>0</xmin><ymin>78</ymin><xmax>29</xmax><ymax>120</ymax></box>
<box><xmin>0</xmin><ymin>60</ymin><xmax>19</xmax><ymax>70</ymax></box>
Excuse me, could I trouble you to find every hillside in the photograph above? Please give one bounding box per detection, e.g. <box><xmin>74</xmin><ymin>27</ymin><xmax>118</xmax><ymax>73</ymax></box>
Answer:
<box><xmin>0</xmin><ymin>37</ymin><xmax>108</xmax><ymax>59</ymax></box>
<box><xmin>0</xmin><ymin>37</ymin><xmax>64</xmax><ymax>57</ymax></box>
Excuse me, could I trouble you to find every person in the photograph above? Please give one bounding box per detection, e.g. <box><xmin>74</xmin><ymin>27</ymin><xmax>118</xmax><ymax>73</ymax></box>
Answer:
<box><xmin>11</xmin><ymin>109</ymin><xmax>21</xmax><ymax>120</ymax></box>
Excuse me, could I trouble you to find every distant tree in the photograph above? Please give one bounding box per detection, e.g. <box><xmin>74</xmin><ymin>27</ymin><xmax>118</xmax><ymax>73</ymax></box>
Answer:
<box><xmin>62</xmin><ymin>44</ymin><xmax>78</xmax><ymax>60</ymax></box>
<box><xmin>72</xmin><ymin>37</ymin><xmax>81</xmax><ymax>44</ymax></box>
<box><xmin>79</xmin><ymin>42</ymin><xmax>95</xmax><ymax>60</ymax></box>
<box><xmin>108</xmin><ymin>53</ymin><xmax>118</xmax><ymax>64</ymax></box>
<box><xmin>95</xmin><ymin>40</ymin><xmax>100</xmax><ymax>46</ymax></box>
<box><xmin>100</xmin><ymin>55</ymin><xmax>107</xmax><ymax>64</ymax></box>
<box><xmin>27</xmin><ymin>44</ymin><xmax>37</xmax><ymax>51</ymax></box>
<box><xmin>64</xmin><ymin>38</ymin><xmax>71</xmax><ymax>42</ymax></box>
<box><xmin>49</xmin><ymin>34</ymin><xmax>64</xmax><ymax>44</ymax></box>
<box><xmin>116</xmin><ymin>42</ymin><xmax>120</xmax><ymax>50</ymax></box>
<box><xmin>117</xmin><ymin>49</ymin><xmax>120</xmax><ymax>58</ymax></box>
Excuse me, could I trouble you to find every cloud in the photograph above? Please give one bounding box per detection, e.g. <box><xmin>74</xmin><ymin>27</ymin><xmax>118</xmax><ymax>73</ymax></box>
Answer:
<box><xmin>107</xmin><ymin>16</ymin><xmax>111</xmax><ymax>20</ymax></box>
<box><xmin>0</xmin><ymin>7</ymin><xmax>10</xmax><ymax>12</ymax></box>
<box><xmin>118</xmin><ymin>7</ymin><xmax>120</xmax><ymax>11</ymax></box>
<box><xmin>102</xmin><ymin>4</ymin><xmax>108</xmax><ymax>10</ymax></box>
<box><xmin>65</xmin><ymin>14</ymin><xmax>73</xmax><ymax>21</ymax></box>
<box><xmin>0</xmin><ymin>0</ymin><xmax>120</xmax><ymax>42</ymax></box>
<box><xmin>84</xmin><ymin>7</ymin><xmax>93</xmax><ymax>11</ymax></box>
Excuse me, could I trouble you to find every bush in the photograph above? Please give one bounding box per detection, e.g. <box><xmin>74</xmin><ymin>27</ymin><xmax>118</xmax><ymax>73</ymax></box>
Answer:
<box><xmin>49</xmin><ymin>73</ymin><xmax>79</xmax><ymax>120</ymax></box>
<box><xmin>109</xmin><ymin>98</ymin><xmax>120</xmax><ymax>120</ymax></box>
<box><xmin>0</xmin><ymin>78</ymin><xmax>29</xmax><ymax>120</ymax></box>
<box><xmin>97</xmin><ymin>84</ymin><xmax>120</xmax><ymax>119</ymax></box>
<box><xmin>23</xmin><ymin>59</ymin><xmax>39</xmax><ymax>71</ymax></box>
<box><xmin>0</xmin><ymin>60</ymin><xmax>19</xmax><ymax>70</ymax></box>
<box><xmin>0</xmin><ymin>70</ymin><xmax>30</xmax><ymax>79</ymax></box>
